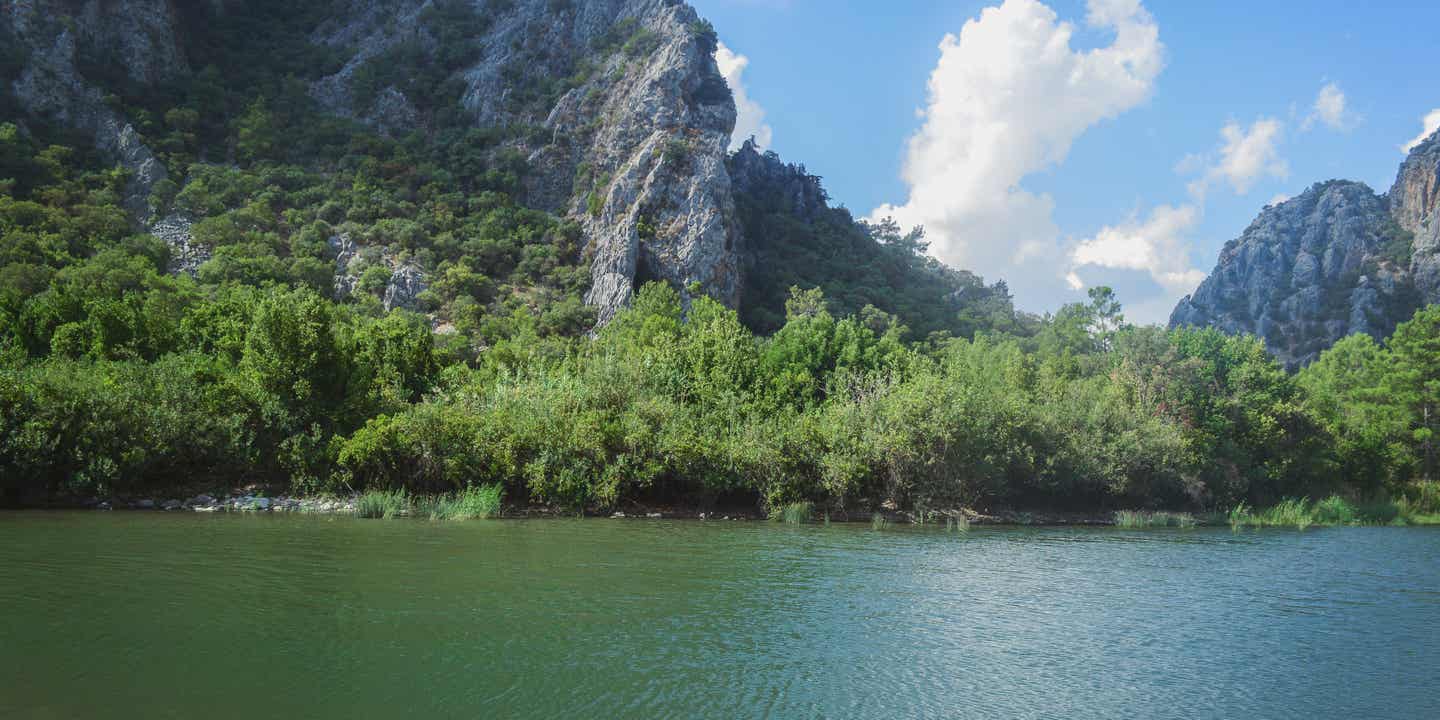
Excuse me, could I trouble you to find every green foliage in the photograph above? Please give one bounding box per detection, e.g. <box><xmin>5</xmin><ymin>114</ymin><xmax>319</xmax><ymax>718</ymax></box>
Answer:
<box><xmin>732</xmin><ymin>159</ymin><xmax>1030</xmax><ymax>339</ymax></box>
<box><xmin>352</xmin><ymin>0</ymin><xmax>489</xmax><ymax>119</ymax></box>
<box><xmin>415</xmin><ymin>484</ymin><xmax>503</xmax><ymax>520</ymax></box>
<box><xmin>356</xmin><ymin>488</ymin><xmax>408</xmax><ymax>519</ymax></box>
<box><xmin>1113</xmin><ymin>510</ymin><xmax>1197</xmax><ymax>528</ymax></box>
<box><xmin>772</xmin><ymin>501</ymin><xmax>814</xmax><ymax>525</ymax></box>
<box><xmin>687</xmin><ymin>20</ymin><xmax>719</xmax><ymax>54</ymax></box>
<box><xmin>662</xmin><ymin>138</ymin><xmax>690</xmax><ymax>167</ymax></box>
<box><xmin>1379</xmin><ymin>217</ymin><xmax>1416</xmax><ymax>267</ymax></box>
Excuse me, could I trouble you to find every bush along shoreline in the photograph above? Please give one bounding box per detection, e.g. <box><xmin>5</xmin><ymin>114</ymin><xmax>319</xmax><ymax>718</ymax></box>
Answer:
<box><xmin>8</xmin><ymin>279</ymin><xmax>1440</xmax><ymax>523</ymax></box>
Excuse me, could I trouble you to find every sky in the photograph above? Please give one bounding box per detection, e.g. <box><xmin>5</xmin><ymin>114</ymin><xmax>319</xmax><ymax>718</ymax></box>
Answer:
<box><xmin>691</xmin><ymin>0</ymin><xmax>1440</xmax><ymax>324</ymax></box>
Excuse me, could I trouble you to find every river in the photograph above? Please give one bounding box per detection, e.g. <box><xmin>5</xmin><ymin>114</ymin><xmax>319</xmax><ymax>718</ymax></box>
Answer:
<box><xmin>2</xmin><ymin>512</ymin><xmax>1437</xmax><ymax>718</ymax></box>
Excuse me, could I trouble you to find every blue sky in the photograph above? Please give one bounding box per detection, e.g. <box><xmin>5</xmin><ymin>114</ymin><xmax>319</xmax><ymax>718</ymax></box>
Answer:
<box><xmin>691</xmin><ymin>0</ymin><xmax>1440</xmax><ymax>323</ymax></box>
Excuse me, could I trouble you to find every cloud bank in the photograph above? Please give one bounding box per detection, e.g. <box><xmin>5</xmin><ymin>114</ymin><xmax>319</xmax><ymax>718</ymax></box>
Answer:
<box><xmin>869</xmin><ymin>0</ymin><xmax>1164</xmax><ymax>313</ymax></box>
<box><xmin>715</xmin><ymin>42</ymin><xmax>773</xmax><ymax>151</ymax></box>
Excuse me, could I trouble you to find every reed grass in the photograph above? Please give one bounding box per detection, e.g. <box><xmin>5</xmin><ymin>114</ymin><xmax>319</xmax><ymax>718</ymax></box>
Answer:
<box><xmin>871</xmin><ymin>513</ymin><xmax>891</xmax><ymax>530</ymax></box>
<box><xmin>773</xmin><ymin>501</ymin><xmax>814</xmax><ymax>525</ymax></box>
<box><xmin>1113</xmin><ymin>510</ymin><xmax>1197</xmax><ymax>529</ymax></box>
<box><xmin>356</xmin><ymin>489</ymin><xmax>408</xmax><ymax>519</ymax></box>
<box><xmin>1225</xmin><ymin>495</ymin><xmax>1440</xmax><ymax>529</ymax></box>
<box><xmin>945</xmin><ymin>515</ymin><xmax>970</xmax><ymax>532</ymax></box>
<box><xmin>415</xmin><ymin>484</ymin><xmax>504</xmax><ymax>520</ymax></box>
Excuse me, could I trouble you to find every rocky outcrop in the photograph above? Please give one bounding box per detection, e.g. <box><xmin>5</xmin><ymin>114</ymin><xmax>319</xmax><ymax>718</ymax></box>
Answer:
<box><xmin>1391</xmin><ymin>131</ymin><xmax>1440</xmax><ymax>302</ymax></box>
<box><xmin>328</xmin><ymin>233</ymin><xmax>430</xmax><ymax>312</ymax></box>
<box><xmin>1</xmin><ymin>0</ymin><xmax>181</xmax><ymax>219</ymax></box>
<box><xmin>311</xmin><ymin>0</ymin><xmax>741</xmax><ymax>326</ymax></box>
<box><xmin>1173</xmin><ymin>129</ymin><xmax>1440</xmax><ymax>367</ymax></box>
<box><xmin>728</xmin><ymin>139</ymin><xmax>829</xmax><ymax>221</ymax></box>
<box><xmin>150</xmin><ymin>213</ymin><xmax>211</xmax><ymax>275</ymax></box>
<box><xmin>383</xmin><ymin>264</ymin><xmax>429</xmax><ymax>312</ymax></box>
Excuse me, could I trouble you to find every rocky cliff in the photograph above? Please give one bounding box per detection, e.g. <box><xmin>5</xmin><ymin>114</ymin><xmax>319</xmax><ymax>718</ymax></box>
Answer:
<box><xmin>0</xmin><ymin>0</ymin><xmax>181</xmax><ymax>218</ymax></box>
<box><xmin>1172</xmin><ymin>129</ymin><xmax>1440</xmax><ymax>367</ymax></box>
<box><xmin>309</xmin><ymin>0</ymin><xmax>741</xmax><ymax>324</ymax></box>
<box><xmin>3</xmin><ymin>0</ymin><xmax>740</xmax><ymax>325</ymax></box>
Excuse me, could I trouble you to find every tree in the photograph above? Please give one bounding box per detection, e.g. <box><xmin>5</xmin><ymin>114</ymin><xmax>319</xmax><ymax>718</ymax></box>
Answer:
<box><xmin>1086</xmin><ymin>286</ymin><xmax>1125</xmax><ymax>349</ymax></box>
<box><xmin>1298</xmin><ymin>333</ymin><xmax>1407</xmax><ymax>491</ymax></box>
<box><xmin>236</xmin><ymin>96</ymin><xmax>277</xmax><ymax>163</ymax></box>
<box><xmin>1385</xmin><ymin>305</ymin><xmax>1440</xmax><ymax>481</ymax></box>
<box><xmin>241</xmin><ymin>287</ymin><xmax>346</xmax><ymax>427</ymax></box>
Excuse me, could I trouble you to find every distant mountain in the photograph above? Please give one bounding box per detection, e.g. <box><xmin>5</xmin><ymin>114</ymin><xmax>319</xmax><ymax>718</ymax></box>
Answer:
<box><xmin>1172</xmin><ymin>130</ymin><xmax>1440</xmax><ymax>367</ymax></box>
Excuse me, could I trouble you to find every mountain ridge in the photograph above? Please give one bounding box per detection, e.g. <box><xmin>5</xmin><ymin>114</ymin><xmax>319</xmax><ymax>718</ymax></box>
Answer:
<box><xmin>1172</xmin><ymin>128</ymin><xmax>1440</xmax><ymax>367</ymax></box>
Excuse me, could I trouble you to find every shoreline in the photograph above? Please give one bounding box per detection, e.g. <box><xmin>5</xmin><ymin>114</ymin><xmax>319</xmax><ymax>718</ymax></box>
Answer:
<box><xmin>14</xmin><ymin>493</ymin><xmax>1145</xmax><ymax>526</ymax></box>
<box><xmin>21</xmin><ymin>493</ymin><xmax>1434</xmax><ymax>527</ymax></box>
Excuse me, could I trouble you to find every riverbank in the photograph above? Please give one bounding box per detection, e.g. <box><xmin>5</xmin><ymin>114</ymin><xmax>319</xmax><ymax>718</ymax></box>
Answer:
<box><xmin>24</xmin><ymin>493</ymin><xmax>1437</xmax><ymax>527</ymax></box>
<box><xmin>31</xmin><ymin>492</ymin><xmax>1118</xmax><ymax>524</ymax></box>
<box><xmin>18</xmin><ymin>487</ymin><xmax>1440</xmax><ymax>528</ymax></box>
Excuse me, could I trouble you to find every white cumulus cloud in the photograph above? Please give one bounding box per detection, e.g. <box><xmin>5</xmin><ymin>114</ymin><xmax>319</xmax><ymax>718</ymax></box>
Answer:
<box><xmin>1402</xmin><ymin>108</ymin><xmax>1440</xmax><ymax>153</ymax></box>
<box><xmin>1186</xmin><ymin>118</ymin><xmax>1287</xmax><ymax>198</ymax></box>
<box><xmin>868</xmin><ymin>0</ymin><xmax>1164</xmax><ymax>312</ymax></box>
<box><xmin>1302</xmin><ymin>82</ymin><xmax>1352</xmax><ymax>132</ymax></box>
<box><xmin>1071</xmin><ymin>203</ymin><xmax>1206</xmax><ymax>296</ymax></box>
<box><xmin>715</xmin><ymin>42</ymin><xmax>773</xmax><ymax>151</ymax></box>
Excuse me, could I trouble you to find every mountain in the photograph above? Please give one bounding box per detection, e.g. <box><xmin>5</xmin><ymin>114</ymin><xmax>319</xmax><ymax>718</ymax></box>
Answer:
<box><xmin>0</xmin><ymin>0</ymin><xmax>1017</xmax><ymax>340</ymax></box>
<box><xmin>1172</xmin><ymin>130</ymin><xmax>1440</xmax><ymax>367</ymax></box>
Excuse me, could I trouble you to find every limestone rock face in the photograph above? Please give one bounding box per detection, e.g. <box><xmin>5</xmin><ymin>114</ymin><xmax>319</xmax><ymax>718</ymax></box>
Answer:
<box><xmin>1173</xmin><ymin>130</ymin><xmax>1440</xmax><ymax>367</ymax></box>
<box><xmin>2</xmin><ymin>0</ymin><xmax>183</xmax><ymax>219</ymax></box>
<box><xmin>310</xmin><ymin>0</ymin><xmax>741</xmax><ymax>326</ymax></box>
<box><xmin>383</xmin><ymin>264</ymin><xmax>429</xmax><ymax>313</ymax></box>
<box><xmin>328</xmin><ymin>233</ymin><xmax>430</xmax><ymax>313</ymax></box>
<box><xmin>6</xmin><ymin>0</ymin><xmax>742</xmax><ymax>326</ymax></box>
<box><xmin>1390</xmin><ymin>131</ymin><xmax>1440</xmax><ymax>302</ymax></box>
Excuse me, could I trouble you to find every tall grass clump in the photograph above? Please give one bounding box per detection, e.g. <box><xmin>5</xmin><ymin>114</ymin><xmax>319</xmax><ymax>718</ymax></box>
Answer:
<box><xmin>447</xmin><ymin>484</ymin><xmax>504</xmax><ymax>520</ymax></box>
<box><xmin>1314</xmin><ymin>496</ymin><xmax>1357</xmax><ymax>525</ymax></box>
<box><xmin>773</xmin><ymin>501</ymin><xmax>814</xmax><ymax>525</ymax></box>
<box><xmin>1267</xmin><ymin>498</ymin><xmax>1313</xmax><ymax>529</ymax></box>
<box><xmin>1230</xmin><ymin>498</ymin><xmax>1314</xmax><ymax>529</ymax></box>
<box><xmin>871</xmin><ymin>513</ymin><xmax>891</xmax><ymax>530</ymax></box>
<box><xmin>356</xmin><ymin>489</ymin><xmax>409</xmax><ymax>519</ymax></box>
<box><xmin>1113</xmin><ymin>510</ymin><xmax>1197</xmax><ymax>528</ymax></box>
<box><xmin>413</xmin><ymin>484</ymin><xmax>504</xmax><ymax>520</ymax></box>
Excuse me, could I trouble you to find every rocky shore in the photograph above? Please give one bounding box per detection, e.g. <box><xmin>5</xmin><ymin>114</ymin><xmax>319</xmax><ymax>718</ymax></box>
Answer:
<box><xmin>54</xmin><ymin>495</ymin><xmax>1121</xmax><ymax>525</ymax></box>
<box><xmin>83</xmin><ymin>494</ymin><xmax>358</xmax><ymax>514</ymax></box>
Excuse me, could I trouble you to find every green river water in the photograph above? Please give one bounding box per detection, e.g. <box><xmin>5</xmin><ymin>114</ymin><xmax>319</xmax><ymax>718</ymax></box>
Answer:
<box><xmin>2</xmin><ymin>512</ymin><xmax>1438</xmax><ymax>718</ymax></box>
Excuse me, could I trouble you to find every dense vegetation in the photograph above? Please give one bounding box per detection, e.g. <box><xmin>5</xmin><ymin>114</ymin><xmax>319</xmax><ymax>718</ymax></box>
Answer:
<box><xmin>730</xmin><ymin>148</ymin><xmax>1027</xmax><ymax>339</ymax></box>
